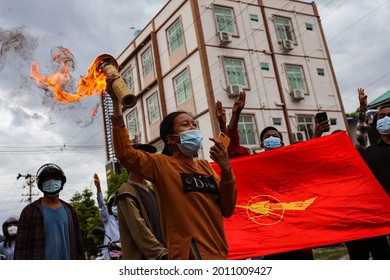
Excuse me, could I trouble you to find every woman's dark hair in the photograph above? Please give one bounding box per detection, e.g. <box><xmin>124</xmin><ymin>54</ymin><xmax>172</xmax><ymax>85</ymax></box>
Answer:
<box><xmin>373</xmin><ymin>105</ymin><xmax>390</xmax><ymax>125</ymax></box>
<box><xmin>160</xmin><ymin>111</ymin><xmax>190</xmax><ymax>156</ymax></box>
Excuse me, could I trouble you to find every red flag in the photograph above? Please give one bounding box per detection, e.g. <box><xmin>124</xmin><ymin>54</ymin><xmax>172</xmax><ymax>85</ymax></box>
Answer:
<box><xmin>211</xmin><ymin>132</ymin><xmax>390</xmax><ymax>260</ymax></box>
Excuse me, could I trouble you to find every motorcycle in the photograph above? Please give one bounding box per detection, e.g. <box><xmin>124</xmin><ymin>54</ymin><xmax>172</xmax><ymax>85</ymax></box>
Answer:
<box><xmin>92</xmin><ymin>226</ymin><xmax>122</xmax><ymax>260</ymax></box>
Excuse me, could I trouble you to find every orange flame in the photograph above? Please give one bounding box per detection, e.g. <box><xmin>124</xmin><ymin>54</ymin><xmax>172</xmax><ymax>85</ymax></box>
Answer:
<box><xmin>30</xmin><ymin>46</ymin><xmax>107</xmax><ymax>105</ymax></box>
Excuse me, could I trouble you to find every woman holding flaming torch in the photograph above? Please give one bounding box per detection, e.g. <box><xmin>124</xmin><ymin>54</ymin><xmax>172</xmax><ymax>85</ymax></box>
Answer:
<box><xmin>107</xmin><ymin>85</ymin><xmax>236</xmax><ymax>260</ymax></box>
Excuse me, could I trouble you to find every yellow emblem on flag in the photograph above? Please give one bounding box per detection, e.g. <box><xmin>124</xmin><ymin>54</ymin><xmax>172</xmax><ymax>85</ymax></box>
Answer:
<box><xmin>237</xmin><ymin>195</ymin><xmax>316</xmax><ymax>225</ymax></box>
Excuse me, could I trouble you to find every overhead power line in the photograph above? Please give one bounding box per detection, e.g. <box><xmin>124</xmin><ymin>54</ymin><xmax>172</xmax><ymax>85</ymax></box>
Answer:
<box><xmin>0</xmin><ymin>144</ymin><xmax>104</xmax><ymax>154</ymax></box>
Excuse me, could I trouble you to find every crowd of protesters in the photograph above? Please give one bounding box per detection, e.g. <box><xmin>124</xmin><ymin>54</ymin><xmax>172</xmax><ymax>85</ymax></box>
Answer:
<box><xmin>1</xmin><ymin>87</ymin><xmax>389</xmax><ymax>260</ymax></box>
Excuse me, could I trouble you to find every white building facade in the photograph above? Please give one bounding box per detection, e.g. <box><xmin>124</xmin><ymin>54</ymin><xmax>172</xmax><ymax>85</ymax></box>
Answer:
<box><xmin>116</xmin><ymin>0</ymin><xmax>348</xmax><ymax>160</ymax></box>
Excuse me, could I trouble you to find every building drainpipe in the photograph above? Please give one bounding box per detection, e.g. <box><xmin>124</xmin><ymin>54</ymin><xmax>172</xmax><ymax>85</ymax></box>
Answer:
<box><xmin>258</xmin><ymin>0</ymin><xmax>293</xmax><ymax>143</ymax></box>
<box><xmin>312</xmin><ymin>2</ymin><xmax>350</xmax><ymax>135</ymax></box>
<box><xmin>190</xmin><ymin>0</ymin><xmax>218</xmax><ymax>137</ymax></box>
<box><xmin>151</xmin><ymin>28</ymin><xmax>168</xmax><ymax>118</ymax></box>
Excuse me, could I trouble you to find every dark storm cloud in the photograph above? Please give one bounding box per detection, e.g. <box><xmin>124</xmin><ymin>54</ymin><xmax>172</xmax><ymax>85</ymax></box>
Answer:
<box><xmin>0</xmin><ymin>26</ymin><xmax>38</xmax><ymax>72</ymax></box>
<box><xmin>0</xmin><ymin>0</ymin><xmax>168</xmax><ymax>225</ymax></box>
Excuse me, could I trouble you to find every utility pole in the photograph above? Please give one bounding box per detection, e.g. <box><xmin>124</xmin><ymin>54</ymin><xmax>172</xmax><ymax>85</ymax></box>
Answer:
<box><xmin>17</xmin><ymin>173</ymin><xmax>39</xmax><ymax>204</ymax></box>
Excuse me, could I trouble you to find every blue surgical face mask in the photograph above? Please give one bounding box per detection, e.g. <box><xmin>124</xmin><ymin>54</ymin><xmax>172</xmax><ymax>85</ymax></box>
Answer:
<box><xmin>177</xmin><ymin>130</ymin><xmax>203</xmax><ymax>157</ymax></box>
<box><xmin>376</xmin><ymin>116</ymin><xmax>390</xmax><ymax>135</ymax></box>
<box><xmin>111</xmin><ymin>206</ymin><xmax>118</xmax><ymax>217</ymax></box>
<box><xmin>263</xmin><ymin>136</ymin><xmax>282</xmax><ymax>151</ymax></box>
<box><xmin>42</xmin><ymin>179</ymin><xmax>62</xmax><ymax>196</ymax></box>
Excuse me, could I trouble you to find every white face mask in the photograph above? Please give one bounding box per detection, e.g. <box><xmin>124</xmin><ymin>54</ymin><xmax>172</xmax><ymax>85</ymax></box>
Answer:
<box><xmin>111</xmin><ymin>206</ymin><xmax>118</xmax><ymax>217</ymax></box>
<box><xmin>7</xmin><ymin>225</ymin><xmax>17</xmax><ymax>236</ymax></box>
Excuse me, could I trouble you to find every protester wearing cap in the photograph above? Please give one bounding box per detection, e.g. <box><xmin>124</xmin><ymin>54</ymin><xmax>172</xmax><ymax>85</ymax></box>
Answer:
<box><xmin>14</xmin><ymin>163</ymin><xmax>85</xmax><ymax>260</ymax></box>
<box><xmin>115</xmin><ymin>143</ymin><xmax>168</xmax><ymax>259</ymax></box>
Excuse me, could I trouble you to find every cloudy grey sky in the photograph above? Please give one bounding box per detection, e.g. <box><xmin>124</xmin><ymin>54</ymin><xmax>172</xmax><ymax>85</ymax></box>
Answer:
<box><xmin>0</xmin><ymin>0</ymin><xmax>389</xmax><ymax>226</ymax></box>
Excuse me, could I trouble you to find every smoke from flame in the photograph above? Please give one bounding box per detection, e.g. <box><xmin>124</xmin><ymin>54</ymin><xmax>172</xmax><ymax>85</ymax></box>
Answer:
<box><xmin>30</xmin><ymin>46</ymin><xmax>107</xmax><ymax>118</ymax></box>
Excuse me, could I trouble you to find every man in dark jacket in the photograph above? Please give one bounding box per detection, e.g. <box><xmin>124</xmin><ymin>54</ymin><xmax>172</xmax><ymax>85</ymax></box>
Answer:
<box><xmin>14</xmin><ymin>163</ymin><xmax>85</xmax><ymax>260</ymax></box>
<box><xmin>346</xmin><ymin>105</ymin><xmax>390</xmax><ymax>260</ymax></box>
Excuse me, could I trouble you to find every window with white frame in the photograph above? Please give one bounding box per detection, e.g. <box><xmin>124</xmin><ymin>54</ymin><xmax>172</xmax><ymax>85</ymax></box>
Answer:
<box><xmin>123</xmin><ymin>65</ymin><xmax>134</xmax><ymax>90</ymax></box>
<box><xmin>223</xmin><ymin>58</ymin><xmax>248</xmax><ymax>87</ymax></box>
<box><xmin>238</xmin><ymin>115</ymin><xmax>257</xmax><ymax>145</ymax></box>
<box><xmin>297</xmin><ymin>115</ymin><xmax>315</xmax><ymax>140</ymax></box>
<box><xmin>147</xmin><ymin>93</ymin><xmax>160</xmax><ymax>124</ymax></box>
<box><xmin>286</xmin><ymin>65</ymin><xmax>306</xmax><ymax>92</ymax></box>
<box><xmin>174</xmin><ymin>69</ymin><xmax>192</xmax><ymax>104</ymax></box>
<box><xmin>272</xmin><ymin>117</ymin><xmax>282</xmax><ymax>126</ymax></box>
<box><xmin>215</xmin><ymin>6</ymin><xmax>236</xmax><ymax>34</ymax></box>
<box><xmin>274</xmin><ymin>16</ymin><xmax>294</xmax><ymax>41</ymax></box>
<box><xmin>168</xmin><ymin>19</ymin><xmax>184</xmax><ymax>54</ymax></box>
<box><xmin>126</xmin><ymin>109</ymin><xmax>138</xmax><ymax>139</ymax></box>
<box><xmin>141</xmin><ymin>47</ymin><xmax>153</xmax><ymax>77</ymax></box>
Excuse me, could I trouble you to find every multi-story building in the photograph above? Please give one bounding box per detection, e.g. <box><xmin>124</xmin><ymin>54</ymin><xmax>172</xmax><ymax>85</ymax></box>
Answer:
<box><xmin>112</xmin><ymin>0</ymin><xmax>348</xmax><ymax>160</ymax></box>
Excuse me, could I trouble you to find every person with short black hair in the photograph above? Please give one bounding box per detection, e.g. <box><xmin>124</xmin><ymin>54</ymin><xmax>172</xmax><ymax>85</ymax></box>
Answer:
<box><xmin>14</xmin><ymin>163</ymin><xmax>85</xmax><ymax>260</ymax></box>
<box><xmin>259</xmin><ymin>127</ymin><xmax>314</xmax><ymax>260</ymax></box>
<box><xmin>260</xmin><ymin>126</ymin><xmax>284</xmax><ymax>150</ymax></box>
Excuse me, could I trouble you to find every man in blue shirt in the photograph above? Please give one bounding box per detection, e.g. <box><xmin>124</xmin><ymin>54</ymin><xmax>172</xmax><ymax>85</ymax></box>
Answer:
<box><xmin>14</xmin><ymin>163</ymin><xmax>85</xmax><ymax>259</ymax></box>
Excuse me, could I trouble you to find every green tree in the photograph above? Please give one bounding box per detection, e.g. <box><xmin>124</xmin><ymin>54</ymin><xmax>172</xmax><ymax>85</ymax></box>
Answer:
<box><xmin>106</xmin><ymin>167</ymin><xmax>128</xmax><ymax>197</ymax></box>
<box><xmin>346</xmin><ymin>112</ymin><xmax>358</xmax><ymax>118</ymax></box>
<box><xmin>70</xmin><ymin>189</ymin><xmax>103</xmax><ymax>259</ymax></box>
<box><xmin>68</xmin><ymin>168</ymin><xmax>128</xmax><ymax>259</ymax></box>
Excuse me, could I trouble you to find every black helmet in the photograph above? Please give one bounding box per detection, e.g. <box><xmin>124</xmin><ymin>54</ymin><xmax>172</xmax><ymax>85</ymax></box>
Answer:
<box><xmin>36</xmin><ymin>163</ymin><xmax>67</xmax><ymax>192</ymax></box>
<box><xmin>107</xmin><ymin>194</ymin><xmax>116</xmax><ymax>216</ymax></box>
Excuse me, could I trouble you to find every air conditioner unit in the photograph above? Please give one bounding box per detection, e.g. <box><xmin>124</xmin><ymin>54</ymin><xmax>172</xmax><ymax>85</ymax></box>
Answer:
<box><xmin>218</xmin><ymin>31</ymin><xmax>232</xmax><ymax>46</ymax></box>
<box><xmin>227</xmin><ymin>85</ymin><xmax>241</xmax><ymax>98</ymax></box>
<box><xmin>292</xmin><ymin>131</ymin><xmax>306</xmax><ymax>143</ymax></box>
<box><xmin>281</xmin><ymin>39</ymin><xmax>293</xmax><ymax>51</ymax></box>
<box><xmin>292</xmin><ymin>89</ymin><xmax>304</xmax><ymax>101</ymax></box>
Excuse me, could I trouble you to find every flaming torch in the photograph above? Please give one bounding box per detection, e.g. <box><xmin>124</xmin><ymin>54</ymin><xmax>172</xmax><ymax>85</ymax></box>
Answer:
<box><xmin>30</xmin><ymin>47</ymin><xmax>137</xmax><ymax>113</ymax></box>
<box><xmin>93</xmin><ymin>54</ymin><xmax>137</xmax><ymax>108</ymax></box>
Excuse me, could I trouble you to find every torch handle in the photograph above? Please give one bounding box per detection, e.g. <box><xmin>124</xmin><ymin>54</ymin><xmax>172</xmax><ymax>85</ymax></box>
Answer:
<box><xmin>103</xmin><ymin>64</ymin><xmax>137</xmax><ymax>108</ymax></box>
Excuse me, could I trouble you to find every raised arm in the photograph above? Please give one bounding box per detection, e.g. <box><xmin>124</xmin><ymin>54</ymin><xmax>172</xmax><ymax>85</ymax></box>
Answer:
<box><xmin>226</xmin><ymin>92</ymin><xmax>250</xmax><ymax>158</ymax></box>
<box><xmin>209</xmin><ymin>137</ymin><xmax>237</xmax><ymax>217</ymax></box>
<box><xmin>356</xmin><ymin>88</ymin><xmax>370</xmax><ymax>151</ymax></box>
<box><xmin>215</xmin><ymin>100</ymin><xmax>227</xmax><ymax>134</ymax></box>
<box><xmin>313</xmin><ymin>119</ymin><xmax>331</xmax><ymax>138</ymax></box>
<box><xmin>228</xmin><ymin>91</ymin><xmax>246</xmax><ymax>131</ymax></box>
<box><xmin>94</xmin><ymin>173</ymin><xmax>109</xmax><ymax>223</ymax></box>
